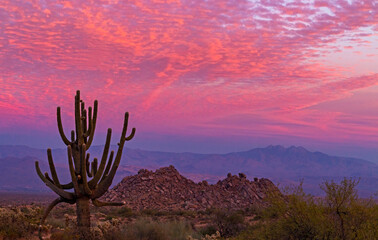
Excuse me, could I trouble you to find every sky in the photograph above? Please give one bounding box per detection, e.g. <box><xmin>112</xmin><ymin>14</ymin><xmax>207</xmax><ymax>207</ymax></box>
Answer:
<box><xmin>0</xmin><ymin>0</ymin><xmax>377</xmax><ymax>162</ymax></box>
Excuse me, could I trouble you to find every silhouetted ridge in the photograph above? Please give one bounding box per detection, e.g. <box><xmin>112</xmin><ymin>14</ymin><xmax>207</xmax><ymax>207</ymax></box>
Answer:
<box><xmin>287</xmin><ymin>146</ymin><xmax>308</xmax><ymax>153</ymax></box>
<box><xmin>266</xmin><ymin>145</ymin><xmax>286</xmax><ymax>151</ymax></box>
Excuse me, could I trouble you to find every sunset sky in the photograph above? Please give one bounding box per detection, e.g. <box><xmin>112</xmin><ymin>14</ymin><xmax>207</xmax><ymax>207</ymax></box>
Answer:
<box><xmin>0</xmin><ymin>0</ymin><xmax>377</xmax><ymax>162</ymax></box>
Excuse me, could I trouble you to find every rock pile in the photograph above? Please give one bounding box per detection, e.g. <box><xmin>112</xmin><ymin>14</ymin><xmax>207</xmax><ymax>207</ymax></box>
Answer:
<box><xmin>102</xmin><ymin>165</ymin><xmax>280</xmax><ymax>211</ymax></box>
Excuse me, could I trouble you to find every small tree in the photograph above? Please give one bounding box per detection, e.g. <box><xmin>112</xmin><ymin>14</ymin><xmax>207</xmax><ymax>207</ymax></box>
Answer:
<box><xmin>320</xmin><ymin>178</ymin><xmax>359</xmax><ymax>240</ymax></box>
<box><xmin>35</xmin><ymin>90</ymin><xmax>135</xmax><ymax>239</ymax></box>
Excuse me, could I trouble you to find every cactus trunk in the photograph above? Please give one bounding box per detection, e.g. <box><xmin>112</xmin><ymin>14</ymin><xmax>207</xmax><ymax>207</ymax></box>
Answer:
<box><xmin>76</xmin><ymin>197</ymin><xmax>91</xmax><ymax>238</ymax></box>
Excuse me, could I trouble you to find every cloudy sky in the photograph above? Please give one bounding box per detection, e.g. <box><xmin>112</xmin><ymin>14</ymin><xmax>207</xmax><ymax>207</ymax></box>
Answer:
<box><xmin>0</xmin><ymin>0</ymin><xmax>377</xmax><ymax>162</ymax></box>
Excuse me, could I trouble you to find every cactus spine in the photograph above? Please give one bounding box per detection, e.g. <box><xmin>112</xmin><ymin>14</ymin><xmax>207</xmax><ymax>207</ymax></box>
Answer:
<box><xmin>35</xmin><ymin>90</ymin><xmax>135</xmax><ymax>239</ymax></box>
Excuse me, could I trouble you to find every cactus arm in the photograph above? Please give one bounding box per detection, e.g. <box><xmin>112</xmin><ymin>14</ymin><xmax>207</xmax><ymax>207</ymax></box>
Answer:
<box><xmin>88</xmin><ymin>128</ymin><xmax>112</xmax><ymax>188</ymax></box>
<box><xmin>45</xmin><ymin>173</ymin><xmax>73</xmax><ymax>190</ymax></box>
<box><xmin>46</xmin><ymin>174</ymin><xmax>74</xmax><ymax>189</ymax></box>
<box><xmin>81</xmin><ymin>101</ymin><xmax>84</xmax><ymax>113</ymax></box>
<box><xmin>46</xmin><ymin>148</ymin><xmax>74</xmax><ymax>189</ymax></box>
<box><xmin>80</xmin><ymin>144</ymin><xmax>92</xmax><ymax>195</ymax></box>
<box><xmin>36</xmin><ymin>161</ymin><xmax>74</xmax><ymax>200</ymax></box>
<box><xmin>91</xmin><ymin>199</ymin><xmax>125</xmax><ymax>207</ymax></box>
<box><xmin>38</xmin><ymin>197</ymin><xmax>65</xmax><ymax>240</ymax></box>
<box><xmin>71</xmin><ymin>130</ymin><xmax>75</xmax><ymax>142</ymax></box>
<box><xmin>44</xmin><ymin>172</ymin><xmax>54</xmax><ymax>184</ymax></box>
<box><xmin>121</xmin><ymin>112</ymin><xmax>135</xmax><ymax>142</ymax></box>
<box><xmin>80</xmin><ymin>102</ymin><xmax>86</xmax><ymax>136</ymax></box>
<box><xmin>45</xmin><ymin>174</ymin><xmax>74</xmax><ymax>189</ymax></box>
<box><xmin>81</xmin><ymin>101</ymin><xmax>87</xmax><ymax>138</ymax></box>
<box><xmin>47</xmin><ymin>148</ymin><xmax>61</xmax><ymax>188</ymax></box>
<box><xmin>101</xmin><ymin>150</ymin><xmax>114</xmax><ymax>182</ymax></box>
<box><xmin>61</xmin><ymin>182</ymin><xmax>74</xmax><ymax>189</ymax></box>
<box><xmin>85</xmin><ymin>153</ymin><xmax>92</xmax><ymax>177</ymax></box>
<box><xmin>84</xmin><ymin>107</ymin><xmax>92</xmax><ymax>138</ymax></box>
<box><xmin>92</xmin><ymin>158</ymin><xmax>98</xmax><ymax>176</ymax></box>
<box><xmin>67</xmin><ymin>146</ymin><xmax>81</xmax><ymax>196</ymax></box>
<box><xmin>75</xmin><ymin>91</ymin><xmax>83</xmax><ymax>145</ymax></box>
<box><xmin>93</xmin><ymin>113</ymin><xmax>133</xmax><ymax>198</ymax></box>
<box><xmin>46</xmin><ymin>181</ymin><xmax>74</xmax><ymax>200</ymax></box>
<box><xmin>35</xmin><ymin>161</ymin><xmax>48</xmax><ymax>182</ymax></box>
<box><xmin>57</xmin><ymin>107</ymin><xmax>72</xmax><ymax>145</ymax></box>
<box><xmin>82</xmin><ymin>109</ymin><xmax>87</xmax><ymax>140</ymax></box>
<box><xmin>40</xmin><ymin>197</ymin><xmax>65</xmax><ymax>223</ymax></box>
<box><xmin>92</xmin><ymin>152</ymin><xmax>120</xmax><ymax>198</ymax></box>
<box><xmin>125</xmin><ymin>127</ymin><xmax>136</xmax><ymax>141</ymax></box>
<box><xmin>86</xmin><ymin>100</ymin><xmax>98</xmax><ymax>148</ymax></box>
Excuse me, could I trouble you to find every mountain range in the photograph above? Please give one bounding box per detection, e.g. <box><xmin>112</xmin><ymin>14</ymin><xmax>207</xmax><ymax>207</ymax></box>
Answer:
<box><xmin>0</xmin><ymin>145</ymin><xmax>376</xmax><ymax>197</ymax></box>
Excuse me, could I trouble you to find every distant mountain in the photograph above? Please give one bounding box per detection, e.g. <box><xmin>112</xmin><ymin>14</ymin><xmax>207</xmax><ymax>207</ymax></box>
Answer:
<box><xmin>0</xmin><ymin>156</ymin><xmax>47</xmax><ymax>192</ymax></box>
<box><xmin>0</xmin><ymin>145</ymin><xmax>376</xmax><ymax>197</ymax></box>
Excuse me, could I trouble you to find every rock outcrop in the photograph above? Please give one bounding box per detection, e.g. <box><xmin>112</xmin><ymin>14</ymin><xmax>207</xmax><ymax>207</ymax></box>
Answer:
<box><xmin>103</xmin><ymin>165</ymin><xmax>280</xmax><ymax>211</ymax></box>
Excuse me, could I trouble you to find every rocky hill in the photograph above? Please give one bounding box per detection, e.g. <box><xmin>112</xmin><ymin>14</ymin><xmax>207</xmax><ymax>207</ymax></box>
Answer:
<box><xmin>102</xmin><ymin>165</ymin><xmax>280</xmax><ymax>211</ymax></box>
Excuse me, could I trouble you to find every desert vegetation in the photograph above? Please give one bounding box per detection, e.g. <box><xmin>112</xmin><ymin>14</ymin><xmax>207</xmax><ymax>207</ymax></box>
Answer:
<box><xmin>0</xmin><ymin>177</ymin><xmax>376</xmax><ymax>240</ymax></box>
<box><xmin>234</xmin><ymin>178</ymin><xmax>377</xmax><ymax>240</ymax></box>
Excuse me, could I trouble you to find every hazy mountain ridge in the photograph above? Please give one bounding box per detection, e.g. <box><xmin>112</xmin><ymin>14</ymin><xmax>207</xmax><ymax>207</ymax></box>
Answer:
<box><xmin>0</xmin><ymin>156</ymin><xmax>46</xmax><ymax>192</ymax></box>
<box><xmin>0</xmin><ymin>145</ymin><xmax>376</xmax><ymax>197</ymax></box>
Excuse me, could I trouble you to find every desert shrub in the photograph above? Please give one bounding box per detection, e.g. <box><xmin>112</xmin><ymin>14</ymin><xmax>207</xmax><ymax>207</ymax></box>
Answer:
<box><xmin>128</xmin><ymin>218</ymin><xmax>176</xmax><ymax>240</ymax></box>
<box><xmin>171</xmin><ymin>209</ymin><xmax>197</xmax><ymax>218</ymax></box>
<box><xmin>279</xmin><ymin>183</ymin><xmax>328</xmax><ymax>238</ymax></box>
<box><xmin>169</xmin><ymin>220</ymin><xmax>197</xmax><ymax>239</ymax></box>
<box><xmin>97</xmin><ymin>218</ymin><xmax>124</xmax><ymax>240</ymax></box>
<box><xmin>49</xmin><ymin>205</ymin><xmax>76</xmax><ymax>218</ymax></box>
<box><xmin>49</xmin><ymin>219</ymin><xmax>124</xmax><ymax>240</ymax></box>
<box><xmin>320</xmin><ymin>178</ymin><xmax>378</xmax><ymax>240</ymax></box>
<box><xmin>49</xmin><ymin>227</ymin><xmax>80</xmax><ymax>240</ymax></box>
<box><xmin>139</xmin><ymin>208</ymin><xmax>190</xmax><ymax>217</ymax></box>
<box><xmin>198</xmin><ymin>225</ymin><xmax>218</xmax><ymax>236</ymax></box>
<box><xmin>188</xmin><ymin>231</ymin><xmax>221</xmax><ymax>240</ymax></box>
<box><xmin>117</xmin><ymin>206</ymin><xmax>134</xmax><ymax>218</ymax></box>
<box><xmin>244</xmin><ymin>204</ymin><xmax>263</xmax><ymax>217</ymax></box>
<box><xmin>140</xmin><ymin>209</ymin><xmax>161</xmax><ymax>216</ymax></box>
<box><xmin>124</xmin><ymin>218</ymin><xmax>167</xmax><ymax>240</ymax></box>
<box><xmin>213</xmin><ymin>209</ymin><xmax>246</xmax><ymax>237</ymax></box>
<box><xmin>0</xmin><ymin>206</ymin><xmax>41</xmax><ymax>239</ymax></box>
<box><xmin>96</xmin><ymin>217</ymin><xmax>197</xmax><ymax>240</ymax></box>
<box><xmin>46</xmin><ymin>215</ymin><xmax>69</xmax><ymax>229</ymax></box>
<box><xmin>98</xmin><ymin>206</ymin><xmax>135</xmax><ymax>220</ymax></box>
<box><xmin>254</xmin><ymin>184</ymin><xmax>328</xmax><ymax>240</ymax></box>
<box><xmin>50</xmin><ymin>219</ymin><xmax>123</xmax><ymax>240</ymax></box>
<box><xmin>232</xmin><ymin>178</ymin><xmax>378</xmax><ymax>240</ymax></box>
<box><xmin>346</xmin><ymin>200</ymin><xmax>378</xmax><ymax>240</ymax></box>
<box><xmin>124</xmin><ymin>218</ymin><xmax>187</xmax><ymax>240</ymax></box>
<box><xmin>203</xmin><ymin>207</ymin><xmax>217</xmax><ymax>215</ymax></box>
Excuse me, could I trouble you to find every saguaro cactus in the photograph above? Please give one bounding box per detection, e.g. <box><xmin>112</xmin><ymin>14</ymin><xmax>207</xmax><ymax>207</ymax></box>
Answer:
<box><xmin>35</xmin><ymin>90</ymin><xmax>135</xmax><ymax>239</ymax></box>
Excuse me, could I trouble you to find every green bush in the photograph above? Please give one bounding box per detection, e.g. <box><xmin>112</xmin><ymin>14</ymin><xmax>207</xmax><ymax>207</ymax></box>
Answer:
<box><xmin>96</xmin><ymin>217</ymin><xmax>198</xmax><ymax>240</ymax></box>
<box><xmin>125</xmin><ymin>218</ymin><xmax>195</xmax><ymax>240</ymax></box>
<box><xmin>117</xmin><ymin>206</ymin><xmax>134</xmax><ymax>218</ymax></box>
<box><xmin>320</xmin><ymin>178</ymin><xmax>378</xmax><ymax>240</ymax></box>
<box><xmin>232</xmin><ymin>178</ymin><xmax>378</xmax><ymax>240</ymax></box>
<box><xmin>213</xmin><ymin>209</ymin><xmax>246</xmax><ymax>237</ymax></box>
<box><xmin>198</xmin><ymin>225</ymin><xmax>218</xmax><ymax>236</ymax></box>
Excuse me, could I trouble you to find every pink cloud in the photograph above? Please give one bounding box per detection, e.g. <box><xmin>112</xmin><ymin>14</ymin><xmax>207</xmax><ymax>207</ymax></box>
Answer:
<box><xmin>0</xmin><ymin>0</ymin><xmax>377</xmax><ymax>149</ymax></box>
